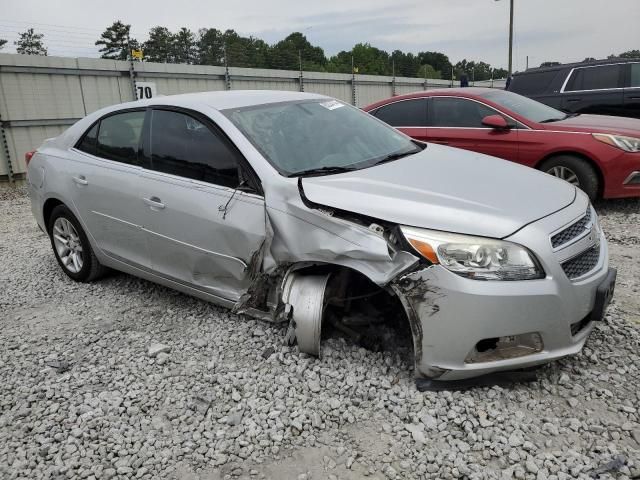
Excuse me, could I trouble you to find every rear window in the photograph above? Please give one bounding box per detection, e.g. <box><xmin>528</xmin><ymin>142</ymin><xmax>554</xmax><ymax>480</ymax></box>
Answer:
<box><xmin>96</xmin><ymin>111</ymin><xmax>145</xmax><ymax>166</ymax></box>
<box><xmin>565</xmin><ymin>64</ymin><xmax>623</xmax><ymax>91</ymax></box>
<box><xmin>509</xmin><ymin>70</ymin><xmax>559</xmax><ymax>95</ymax></box>
<box><xmin>373</xmin><ymin>98</ymin><xmax>427</xmax><ymax>127</ymax></box>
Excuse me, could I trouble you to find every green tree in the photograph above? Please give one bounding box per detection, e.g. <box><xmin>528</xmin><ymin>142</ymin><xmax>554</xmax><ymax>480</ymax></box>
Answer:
<box><xmin>269</xmin><ymin>32</ymin><xmax>326</xmax><ymax>71</ymax></box>
<box><xmin>417</xmin><ymin>51</ymin><xmax>452</xmax><ymax>79</ymax></box>
<box><xmin>328</xmin><ymin>43</ymin><xmax>390</xmax><ymax>75</ymax></box>
<box><xmin>493</xmin><ymin>67</ymin><xmax>509</xmax><ymax>79</ymax></box>
<box><xmin>15</xmin><ymin>28</ymin><xmax>47</xmax><ymax>56</ymax></box>
<box><xmin>222</xmin><ymin>30</ymin><xmax>269</xmax><ymax>68</ymax></box>
<box><xmin>0</xmin><ymin>38</ymin><xmax>7</xmax><ymax>51</ymax></box>
<box><xmin>390</xmin><ymin>50</ymin><xmax>421</xmax><ymax>77</ymax></box>
<box><xmin>418</xmin><ymin>64</ymin><xmax>441</xmax><ymax>79</ymax></box>
<box><xmin>143</xmin><ymin>26</ymin><xmax>174</xmax><ymax>62</ymax></box>
<box><xmin>197</xmin><ymin>28</ymin><xmax>225</xmax><ymax>65</ymax></box>
<box><xmin>172</xmin><ymin>27</ymin><xmax>198</xmax><ymax>64</ymax></box>
<box><xmin>539</xmin><ymin>61</ymin><xmax>561</xmax><ymax>67</ymax></box>
<box><xmin>618</xmin><ymin>49</ymin><xmax>640</xmax><ymax>59</ymax></box>
<box><xmin>96</xmin><ymin>21</ymin><xmax>138</xmax><ymax>60</ymax></box>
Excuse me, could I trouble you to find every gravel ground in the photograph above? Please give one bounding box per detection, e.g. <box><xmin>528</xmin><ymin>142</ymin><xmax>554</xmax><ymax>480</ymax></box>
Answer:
<box><xmin>1</xmin><ymin>183</ymin><xmax>639</xmax><ymax>480</ymax></box>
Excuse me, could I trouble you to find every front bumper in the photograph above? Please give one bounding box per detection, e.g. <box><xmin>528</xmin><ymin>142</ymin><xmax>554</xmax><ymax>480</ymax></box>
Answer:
<box><xmin>393</xmin><ymin>196</ymin><xmax>611</xmax><ymax>381</ymax></box>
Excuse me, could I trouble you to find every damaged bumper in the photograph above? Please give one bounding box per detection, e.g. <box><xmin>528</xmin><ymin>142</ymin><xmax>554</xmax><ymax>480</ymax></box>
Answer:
<box><xmin>392</xmin><ymin>215</ymin><xmax>611</xmax><ymax>381</ymax></box>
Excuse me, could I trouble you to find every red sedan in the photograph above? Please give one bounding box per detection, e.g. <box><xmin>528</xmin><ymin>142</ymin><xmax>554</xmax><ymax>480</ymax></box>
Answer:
<box><xmin>363</xmin><ymin>88</ymin><xmax>640</xmax><ymax>199</ymax></box>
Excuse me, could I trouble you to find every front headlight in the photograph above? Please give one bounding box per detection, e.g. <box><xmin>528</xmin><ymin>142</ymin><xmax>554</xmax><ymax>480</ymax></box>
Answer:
<box><xmin>401</xmin><ymin>226</ymin><xmax>545</xmax><ymax>281</ymax></box>
<box><xmin>592</xmin><ymin>133</ymin><xmax>640</xmax><ymax>153</ymax></box>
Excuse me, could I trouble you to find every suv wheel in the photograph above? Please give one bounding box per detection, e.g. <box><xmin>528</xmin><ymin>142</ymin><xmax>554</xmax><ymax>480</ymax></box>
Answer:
<box><xmin>540</xmin><ymin>155</ymin><xmax>599</xmax><ymax>201</ymax></box>
<box><xmin>48</xmin><ymin>205</ymin><xmax>107</xmax><ymax>282</ymax></box>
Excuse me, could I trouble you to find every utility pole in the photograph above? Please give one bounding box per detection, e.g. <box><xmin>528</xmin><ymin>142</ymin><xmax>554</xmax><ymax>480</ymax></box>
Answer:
<box><xmin>495</xmin><ymin>0</ymin><xmax>514</xmax><ymax>76</ymax></box>
<box><xmin>391</xmin><ymin>59</ymin><xmax>396</xmax><ymax>96</ymax></box>
<box><xmin>223</xmin><ymin>43</ymin><xmax>231</xmax><ymax>91</ymax></box>
<box><xmin>298</xmin><ymin>49</ymin><xmax>304</xmax><ymax>92</ymax></box>
<box><xmin>526</xmin><ymin>55</ymin><xmax>529</xmax><ymax>70</ymax></box>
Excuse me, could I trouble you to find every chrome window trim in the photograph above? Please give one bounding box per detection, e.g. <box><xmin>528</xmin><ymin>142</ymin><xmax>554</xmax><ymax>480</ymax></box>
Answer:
<box><xmin>560</xmin><ymin>62</ymin><xmax>636</xmax><ymax>93</ymax></box>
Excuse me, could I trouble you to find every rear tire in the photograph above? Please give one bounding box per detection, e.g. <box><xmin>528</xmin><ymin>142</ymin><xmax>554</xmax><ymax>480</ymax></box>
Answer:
<box><xmin>48</xmin><ymin>205</ymin><xmax>107</xmax><ymax>282</ymax></box>
<box><xmin>539</xmin><ymin>155</ymin><xmax>599</xmax><ymax>201</ymax></box>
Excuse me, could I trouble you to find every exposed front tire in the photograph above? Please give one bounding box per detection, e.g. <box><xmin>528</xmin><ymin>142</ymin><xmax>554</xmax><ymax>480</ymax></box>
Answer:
<box><xmin>540</xmin><ymin>155</ymin><xmax>599</xmax><ymax>201</ymax></box>
<box><xmin>47</xmin><ymin>205</ymin><xmax>107</xmax><ymax>282</ymax></box>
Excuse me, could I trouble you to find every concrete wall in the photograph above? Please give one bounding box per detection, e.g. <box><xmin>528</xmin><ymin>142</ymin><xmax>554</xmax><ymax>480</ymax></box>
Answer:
<box><xmin>0</xmin><ymin>53</ymin><xmax>506</xmax><ymax>178</ymax></box>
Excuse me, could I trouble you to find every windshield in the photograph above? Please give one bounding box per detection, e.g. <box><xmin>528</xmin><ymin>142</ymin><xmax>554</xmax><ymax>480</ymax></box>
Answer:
<box><xmin>223</xmin><ymin>99</ymin><xmax>420</xmax><ymax>176</ymax></box>
<box><xmin>478</xmin><ymin>89</ymin><xmax>567</xmax><ymax>123</ymax></box>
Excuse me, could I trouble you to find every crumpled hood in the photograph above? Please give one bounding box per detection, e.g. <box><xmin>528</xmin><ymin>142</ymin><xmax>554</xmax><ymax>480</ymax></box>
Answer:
<box><xmin>301</xmin><ymin>144</ymin><xmax>576</xmax><ymax>238</ymax></box>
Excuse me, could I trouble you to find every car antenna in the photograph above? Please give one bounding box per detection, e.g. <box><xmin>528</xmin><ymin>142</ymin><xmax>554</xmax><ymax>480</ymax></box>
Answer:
<box><xmin>219</xmin><ymin>179</ymin><xmax>247</xmax><ymax>220</ymax></box>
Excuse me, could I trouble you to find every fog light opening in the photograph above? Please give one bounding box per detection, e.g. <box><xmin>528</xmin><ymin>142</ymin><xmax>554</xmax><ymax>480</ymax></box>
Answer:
<box><xmin>465</xmin><ymin>332</ymin><xmax>544</xmax><ymax>364</ymax></box>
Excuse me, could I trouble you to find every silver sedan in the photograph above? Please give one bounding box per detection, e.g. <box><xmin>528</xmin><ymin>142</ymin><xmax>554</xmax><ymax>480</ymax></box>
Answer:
<box><xmin>26</xmin><ymin>90</ymin><xmax>616</xmax><ymax>386</ymax></box>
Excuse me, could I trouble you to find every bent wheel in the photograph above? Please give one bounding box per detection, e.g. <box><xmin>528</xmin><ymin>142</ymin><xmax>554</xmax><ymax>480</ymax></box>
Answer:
<box><xmin>282</xmin><ymin>273</ymin><xmax>331</xmax><ymax>357</ymax></box>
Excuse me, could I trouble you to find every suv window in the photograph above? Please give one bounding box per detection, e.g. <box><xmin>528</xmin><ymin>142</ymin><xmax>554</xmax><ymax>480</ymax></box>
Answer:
<box><xmin>150</xmin><ymin>109</ymin><xmax>240</xmax><ymax>188</ymax></box>
<box><xmin>373</xmin><ymin>99</ymin><xmax>427</xmax><ymax>126</ymax></box>
<box><xmin>429</xmin><ymin>97</ymin><xmax>499</xmax><ymax>128</ymax></box>
<box><xmin>631</xmin><ymin>63</ymin><xmax>640</xmax><ymax>88</ymax></box>
<box><xmin>509</xmin><ymin>70</ymin><xmax>559</xmax><ymax>95</ymax></box>
<box><xmin>565</xmin><ymin>64</ymin><xmax>623</xmax><ymax>91</ymax></box>
<box><xmin>95</xmin><ymin>111</ymin><xmax>145</xmax><ymax>165</ymax></box>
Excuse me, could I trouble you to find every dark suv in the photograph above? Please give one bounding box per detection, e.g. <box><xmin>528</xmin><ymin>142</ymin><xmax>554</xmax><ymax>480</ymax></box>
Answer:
<box><xmin>508</xmin><ymin>58</ymin><xmax>640</xmax><ymax>119</ymax></box>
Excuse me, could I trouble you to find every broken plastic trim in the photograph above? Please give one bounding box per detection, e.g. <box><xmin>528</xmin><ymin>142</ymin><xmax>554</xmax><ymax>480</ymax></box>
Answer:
<box><xmin>415</xmin><ymin>369</ymin><xmax>539</xmax><ymax>392</ymax></box>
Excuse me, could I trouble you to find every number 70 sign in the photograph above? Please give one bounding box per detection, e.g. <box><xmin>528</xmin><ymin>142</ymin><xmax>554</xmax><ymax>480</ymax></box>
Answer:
<box><xmin>135</xmin><ymin>82</ymin><xmax>157</xmax><ymax>100</ymax></box>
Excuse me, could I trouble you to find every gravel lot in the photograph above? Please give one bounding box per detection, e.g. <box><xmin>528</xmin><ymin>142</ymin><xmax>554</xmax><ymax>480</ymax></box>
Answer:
<box><xmin>1</xmin><ymin>183</ymin><xmax>639</xmax><ymax>480</ymax></box>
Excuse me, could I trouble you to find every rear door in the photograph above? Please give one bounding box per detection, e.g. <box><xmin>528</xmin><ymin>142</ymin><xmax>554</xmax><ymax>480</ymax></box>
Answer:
<box><xmin>139</xmin><ymin>107</ymin><xmax>266</xmax><ymax>302</ymax></box>
<box><xmin>426</xmin><ymin>96</ymin><xmax>520</xmax><ymax>161</ymax></box>
<box><xmin>622</xmin><ymin>62</ymin><xmax>640</xmax><ymax>119</ymax></box>
<box><xmin>68</xmin><ymin>109</ymin><xmax>151</xmax><ymax>269</ymax></box>
<box><xmin>369</xmin><ymin>98</ymin><xmax>428</xmax><ymax>141</ymax></box>
<box><xmin>561</xmin><ymin>63</ymin><xmax>625</xmax><ymax>116</ymax></box>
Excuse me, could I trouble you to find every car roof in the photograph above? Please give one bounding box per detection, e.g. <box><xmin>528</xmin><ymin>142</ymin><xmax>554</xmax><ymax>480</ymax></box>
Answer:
<box><xmin>513</xmin><ymin>57</ymin><xmax>639</xmax><ymax>76</ymax></box>
<box><xmin>116</xmin><ymin>90</ymin><xmax>329</xmax><ymax>112</ymax></box>
<box><xmin>363</xmin><ymin>87</ymin><xmax>496</xmax><ymax>110</ymax></box>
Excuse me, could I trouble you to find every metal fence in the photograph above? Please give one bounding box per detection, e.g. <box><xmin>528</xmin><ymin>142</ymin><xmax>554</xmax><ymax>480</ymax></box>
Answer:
<box><xmin>0</xmin><ymin>53</ymin><xmax>506</xmax><ymax>179</ymax></box>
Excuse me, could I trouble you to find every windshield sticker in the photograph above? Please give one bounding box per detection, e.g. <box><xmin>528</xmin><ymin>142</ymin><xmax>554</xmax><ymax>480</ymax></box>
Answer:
<box><xmin>319</xmin><ymin>100</ymin><xmax>345</xmax><ymax>110</ymax></box>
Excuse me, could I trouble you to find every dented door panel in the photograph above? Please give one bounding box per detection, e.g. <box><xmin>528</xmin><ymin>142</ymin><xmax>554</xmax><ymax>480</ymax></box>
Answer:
<box><xmin>140</xmin><ymin>170</ymin><xmax>266</xmax><ymax>302</ymax></box>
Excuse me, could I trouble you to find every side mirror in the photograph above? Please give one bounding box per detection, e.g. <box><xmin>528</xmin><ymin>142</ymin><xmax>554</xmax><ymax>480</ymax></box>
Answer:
<box><xmin>482</xmin><ymin>114</ymin><xmax>510</xmax><ymax>130</ymax></box>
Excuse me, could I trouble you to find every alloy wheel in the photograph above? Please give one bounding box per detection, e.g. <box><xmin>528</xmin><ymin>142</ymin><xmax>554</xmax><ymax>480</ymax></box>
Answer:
<box><xmin>546</xmin><ymin>166</ymin><xmax>580</xmax><ymax>186</ymax></box>
<box><xmin>52</xmin><ymin>217</ymin><xmax>84</xmax><ymax>273</ymax></box>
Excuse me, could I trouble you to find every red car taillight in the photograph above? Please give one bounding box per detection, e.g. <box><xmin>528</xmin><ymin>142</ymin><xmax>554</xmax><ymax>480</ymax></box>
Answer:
<box><xmin>25</xmin><ymin>150</ymin><xmax>36</xmax><ymax>166</ymax></box>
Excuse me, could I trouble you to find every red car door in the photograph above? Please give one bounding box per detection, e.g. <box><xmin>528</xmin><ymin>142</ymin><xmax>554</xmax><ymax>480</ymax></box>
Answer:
<box><xmin>369</xmin><ymin>98</ymin><xmax>428</xmax><ymax>142</ymax></box>
<box><xmin>426</xmin><ymin>96</ymin><xmax>520</xmax><ymax>162</ymax></box>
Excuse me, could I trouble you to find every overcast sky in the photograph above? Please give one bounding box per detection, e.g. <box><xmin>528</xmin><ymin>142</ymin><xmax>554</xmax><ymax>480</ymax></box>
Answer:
<box><xmin>1</xmin><ymin>0</ymin><xmax>638</xmax><ymax>70</ymax></box>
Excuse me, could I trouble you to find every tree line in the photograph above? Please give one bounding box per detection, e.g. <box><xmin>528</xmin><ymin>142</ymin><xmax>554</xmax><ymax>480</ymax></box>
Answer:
<box><xmin>1</xmin><ymin>21</ymin><xmax>638</xmax><ymax>81</ymax></box>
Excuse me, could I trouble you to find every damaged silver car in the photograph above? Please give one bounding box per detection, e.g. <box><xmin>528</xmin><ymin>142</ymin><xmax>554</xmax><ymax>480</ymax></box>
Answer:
<box><xmin>26</xmin><ymin>90</ymin><xmax>617</xmax><ymax>385</ymax></box>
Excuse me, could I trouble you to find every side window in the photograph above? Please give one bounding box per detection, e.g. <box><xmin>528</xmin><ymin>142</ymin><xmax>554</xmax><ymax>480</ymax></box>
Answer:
<box><xmin>373</xmin><ymin>99</ymin><xmax>427</xmax><ymax>127</ymax></box>
<box><xmin>76</xmin><ymin>122</ymin><xmax>99</xmax><ymax>156</ymax></box>
<box><xmin>150</xmin><ymin>109</ymin><xmax>240</xmax><ymax>188</ymax></box>
<box><xmin>509</xmin><ymin>70</ymin><xmax>559</xmax><ymax>95</ymax></box>
<box><xmin>630</xmin><ymin>63</ymin><xmax>640</xmax><ymax>88</ymax></box>
<box><xmin>96</xmin><ymin>111</ymin><xmax>145</xmax><ymax>165</ymax></box>
<box><xmin>565</xmin><ymin>65</ymin><xmax>623</xmax><ymax>91</ymax></box>
<box><xmin>429</xmin><ymin>97</ymin><xmax>499</xmax><ymax>128</ymax></box>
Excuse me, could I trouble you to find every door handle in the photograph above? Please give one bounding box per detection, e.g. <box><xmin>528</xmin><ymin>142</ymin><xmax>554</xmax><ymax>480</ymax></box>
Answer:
<box><xmin>143</xmin><ymin>196</ymin><xmax>165</xmax><ymax>209</ymax></box>
<box><xmin>566</xmin><ymin>98</ymin><xmax>581</xmax><ymax>103</ymax></box>
<box><xmin>72</xmin><ymin>175</ymin><xmax>88</xmax><ymax>185</ymax></box>
<box><xmin>629</xmin><ymin>96</ymin><xmax>640</xmax><ymax>100</ymax></box>
<box><xmin>431</xmin><ymin>140</ymin><xmax>450</xmax><ymax>145</ymax></box>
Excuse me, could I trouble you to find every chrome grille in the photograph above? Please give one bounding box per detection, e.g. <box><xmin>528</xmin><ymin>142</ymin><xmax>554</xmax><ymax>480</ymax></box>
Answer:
<box><xmin>561</xmin><ymin>243</ymin><xmax>600</xmax><ymax>280</ymax></box>
<box><xmin>551</xmin><ymin>208</ymin><xmax>591</xmax><ymax>248</ymax></box>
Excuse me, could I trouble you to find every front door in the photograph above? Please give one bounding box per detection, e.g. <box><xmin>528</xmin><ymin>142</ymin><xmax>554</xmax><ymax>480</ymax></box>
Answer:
<box><xmin>426</xmin><ymin>96</ymin><xmax>520</xmax><ymax>161</ymax></box>
<box><xmin>67</xmin><ymin>110</ymin><xmax>151</xmax><ymax>269</ymax></box>
<box><xmin>139</xmin><ymin>108</ymin><xmax>266</xmax><ymax>302</ymax></box>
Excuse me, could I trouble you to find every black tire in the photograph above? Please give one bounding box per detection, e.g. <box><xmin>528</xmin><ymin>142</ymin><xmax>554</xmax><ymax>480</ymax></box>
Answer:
<box><xmin>47</xmin><ymin>205</ymin><xmax>107</xmax><ymax>282</ymax></box>
<box><xmin>539</xmin><ymin>155</ymin><xmax>599</xmax><ymax>201</ymax></box>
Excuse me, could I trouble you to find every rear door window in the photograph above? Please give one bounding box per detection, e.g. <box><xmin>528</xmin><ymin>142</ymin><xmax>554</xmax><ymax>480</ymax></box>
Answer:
<box><xmin>150</xmin><ymin>109</ymin><xmax>240</xmax><ymax>188</ymax></box>
<box><xmin>509</xmin><ymin>70</ymin><xmax>559</xmax><ymax>95</ymax></box>
<box><xmin>95</xmin><ymin>111</ymin><xmax>145</xmax><ymax>165</ymax></box>
<box><xmin>565</xmin><ymin>64</ymin><xmax>624</xmax><ymax>91</ymax></box>
<box><xmin>630</xmin><ymin>63</ymin><xmax>640</xmax><ymax>88</ymax></box>
<box><xmin>429</xmin><ymin>97</ymin><xmax>499</xmax><ymax>128</ymax></box>
<box><xmin>76</xmin><ymin>122</ymin><xmax>99</xmax><ymax>156</ymax></box>
<box><xmin>373</xmin><ymin>99</ymin><xmax>427</xmax><ymax>127</ymax></box>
